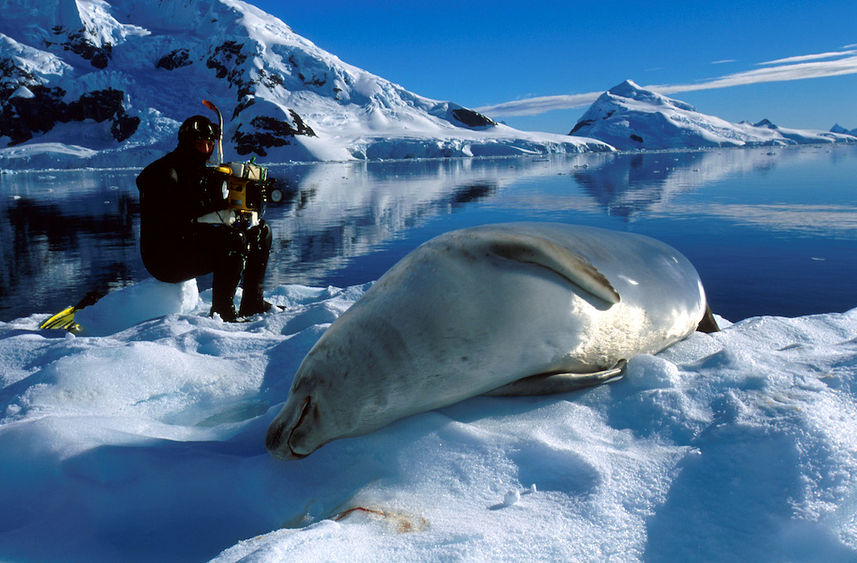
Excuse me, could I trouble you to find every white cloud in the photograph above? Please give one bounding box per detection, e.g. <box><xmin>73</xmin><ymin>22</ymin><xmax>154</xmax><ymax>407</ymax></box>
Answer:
<box><xmin>478</xmin><ymin>49</ymin><xmax>857</xmax><ymax>117</ymax></box>
<box><xmin>654</xmin><ymin>52</ymin><xmax>857</xmax><ymax>95</ymax></box>
<box><xmin>758</xmin><ymin>50</ymin><xmax>856</xmax><ymax>66</ymax></box>
<box><xmin>476</xmin><ymin>92</ymin><xmax>603</xmax><ymax>116</ymax></box>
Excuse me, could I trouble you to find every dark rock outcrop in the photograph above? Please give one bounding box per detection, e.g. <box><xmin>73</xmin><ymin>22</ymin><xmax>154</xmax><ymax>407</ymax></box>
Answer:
<box><xmin>47</xmin><ymin>26</ymin><xmax>112</xmax><ymax>69</ymax></box>
<box><xmin>232</xmin><ymin>110</ymin><xmax>316</xmax><ymax>156</ymax></box>
<box><xmin>451</xmin><ymin>108</ymin><xmax>496</xmax><ymax>128</ymax></box>
<box><xmin>429</xmin><ymin>103</ymin><xmax>496</xmax><ymax>130</ymax></box>
<box><xmin>207</xmin><ymin>41</ymin><xmax>250</xmax><ymax>97</ymax></box>
<box><xmin>0</xmin><ymin>86</ymin><xmax>138</xmax><ymax>144</ymax></box>
<box><xmin>157</xmin><ymin>49</ymin><xmax>193</xmax><ymax>70</ymax></box>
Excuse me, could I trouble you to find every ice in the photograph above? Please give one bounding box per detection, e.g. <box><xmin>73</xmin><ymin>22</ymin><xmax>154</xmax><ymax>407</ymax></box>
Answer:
<box><xmin>0</xmin><ymin>282</ymin><xmax>855</xmax><ymax>561</ymax></box>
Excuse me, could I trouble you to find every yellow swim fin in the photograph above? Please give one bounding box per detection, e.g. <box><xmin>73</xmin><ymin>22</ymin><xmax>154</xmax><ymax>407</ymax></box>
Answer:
<box><xmin>39</xmin><ymin>306</ymin><xmax>81</xmax><ymax>332</ymax></box>
<box><xmin>38</xmin><ymin>291</ymin><xmax>103</xmax><ymax>333</ymax></box>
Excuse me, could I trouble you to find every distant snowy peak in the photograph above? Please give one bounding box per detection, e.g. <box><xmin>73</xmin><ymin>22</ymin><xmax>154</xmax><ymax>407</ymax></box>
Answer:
<box><xmin>1</xmin><ymin>0</ymin><xmax>607</xmax><ymax>168</ymax></box>
<box><xmin>831</xmin><ymin>123</ymin><xmax>857</xmax><ymax>137</ymax></box>
<box><xmin>570</xmin><ymin>80</ymin><xmax>856</xmax><ymax>150</ymax></box>
<box><xmin>601</xmin><ymin>79</ymin><xmax>697</xmax><ymax>113</ymax></box>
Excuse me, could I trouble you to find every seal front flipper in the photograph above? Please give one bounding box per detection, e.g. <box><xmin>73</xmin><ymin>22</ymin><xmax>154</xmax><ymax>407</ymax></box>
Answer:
<box><xmin>463</xmin><ymin>228</ymin><xmax>620</xmax><ymax>306</ymax></box>
<box><xmin>484</xmin><ymin>360</ymin><xmax>627</xmax><ymax>396</ymax></box>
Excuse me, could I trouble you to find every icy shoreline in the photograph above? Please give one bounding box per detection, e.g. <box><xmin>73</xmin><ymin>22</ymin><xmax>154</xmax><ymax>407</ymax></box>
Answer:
<box><xmin>3</xmin><ymin>141</ymin><xmax>852</xmax><ymax>176</ymax></box>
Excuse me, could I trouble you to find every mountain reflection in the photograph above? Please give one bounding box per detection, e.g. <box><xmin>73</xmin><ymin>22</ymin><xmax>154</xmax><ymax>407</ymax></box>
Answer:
<box><xmin>261</xmin><ymin>160</ymin><xmax>504</xmax><ymax>286</ymax></box>
<box><xmin>0</xmin><ymin>171</ymin><xmax>143</xmax><ymax>319</ymax></box>
<box><xmin>572</xmin><ymin>148</ymin><xmax>782</xmax><ymax>219</ymax></box>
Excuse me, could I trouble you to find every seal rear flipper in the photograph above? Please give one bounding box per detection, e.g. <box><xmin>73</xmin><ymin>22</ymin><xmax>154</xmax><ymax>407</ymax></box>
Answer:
<box><xmin>697</xmin><ymin>303</ymin><xmax>720</xmax><ymax>333</ymax></box>
<box><xmin>484</xmin><ymin>360</ymin><xmax>627</xmax><ymax>396</ymax></box>
<box><xmin>465</xmin><ymin>228</ymin><xmax>620</xmax><ymax>306</ymax></box>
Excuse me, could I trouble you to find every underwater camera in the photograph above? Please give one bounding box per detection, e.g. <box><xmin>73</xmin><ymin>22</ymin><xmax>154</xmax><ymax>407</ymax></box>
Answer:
<box><xmin>197</xmin><ymin>161</ymin><xmax>284</xmax><ymax>228</ymax></box>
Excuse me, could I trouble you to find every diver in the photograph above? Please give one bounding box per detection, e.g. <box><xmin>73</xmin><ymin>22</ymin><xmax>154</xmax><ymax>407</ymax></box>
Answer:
<box><xmin>136</xmin><ymin>115</ymin><xmax>274</xmax><ymax>321</ymax></box>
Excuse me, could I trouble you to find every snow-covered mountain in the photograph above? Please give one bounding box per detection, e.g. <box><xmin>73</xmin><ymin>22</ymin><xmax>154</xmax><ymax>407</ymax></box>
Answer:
<box><xmin>0</xmin><ymin>0</ymin><xmax>611</xmax><ymax>169</ymax></box>
<box><xmin>570</xmin><ymin>80</ymin><xmax>856</xmax><ymax>150</ymax></box>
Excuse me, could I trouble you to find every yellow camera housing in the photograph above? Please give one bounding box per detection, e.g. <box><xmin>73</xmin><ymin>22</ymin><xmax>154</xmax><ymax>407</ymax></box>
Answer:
<box><xmin>197</xmin><ymin>161</ymin><xmax>270</xmax><ymax>228</ymax></box>
<box><xmin>220</xmin><ymin>162</ymin><xmax>268</xmax><ymax>213</ymax></box>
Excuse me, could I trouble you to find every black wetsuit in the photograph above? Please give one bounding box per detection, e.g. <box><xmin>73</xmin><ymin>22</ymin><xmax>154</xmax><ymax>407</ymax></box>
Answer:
<box><xmin>135</xmin><ymin>144</ymin><xmax>272</xmax><ymax>318</ymax></box>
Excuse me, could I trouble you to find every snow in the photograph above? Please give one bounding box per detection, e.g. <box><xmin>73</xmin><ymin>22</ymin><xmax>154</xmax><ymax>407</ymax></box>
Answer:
<box><xmin>0</xmin><ymin>142</ymin><xmax>99</xmax><ymax>166</ymax></box>
<box><xmin>10</xmin><ymin>85</ymin><xmax>34</xmax><ymax>99</ymax></box>
<box><xmin>1</xmin><ymin>277</ymin><xmax>856</xmax><ymax>561</ymax></box>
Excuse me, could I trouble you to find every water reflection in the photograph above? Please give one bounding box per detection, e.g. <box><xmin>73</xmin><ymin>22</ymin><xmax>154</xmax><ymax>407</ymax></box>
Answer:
<box><xmin>261</xmin><ymin>159</ymin><xmax>513</xmax><ymax>286</ymax></box>
<box><xmin>1</xmin><ymin>145</ymin><xmax>855</xmax><ymax>322</ymax></box>
<box><xmin>0</xmin><ymin>170</ymin><xmax>145</xmax><ymax>320</ymax></box>
<box><xmin>572</xmin><ymin>149</ymin><xmax>783</xmax><ymax>218</ymax></box>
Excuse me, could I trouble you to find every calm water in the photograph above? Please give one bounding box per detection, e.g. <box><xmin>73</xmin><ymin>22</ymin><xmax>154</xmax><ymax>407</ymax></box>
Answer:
<box><xmin>1</xmin><ymin>145</ymin><xmax>855</xmax><ymax>323</ymax></box>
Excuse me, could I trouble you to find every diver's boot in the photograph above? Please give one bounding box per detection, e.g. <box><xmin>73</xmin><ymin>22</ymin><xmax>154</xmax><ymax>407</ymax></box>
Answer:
<box><xmin>210</xmin><ymin>246</ymin><xmax>243</xmax><ymax>322</ymax></box>
<box><xmin>210</xmin><ymin>294</ymin><xmax>238</xmax><ymax>322</ymax></box>
<box><xmin>239</xmin><ymin>297</ymin><xmax>277</xmax><ymax>317</ymax></box>
<box><xmin>238</xmin><ymin>258</ymin><xmax>276</xmax><ymax>317</ymax></box>
<box><xmin>238</xmin><ymin>222</ymin><xmax>277</xmax><ymax>317</ymax></box>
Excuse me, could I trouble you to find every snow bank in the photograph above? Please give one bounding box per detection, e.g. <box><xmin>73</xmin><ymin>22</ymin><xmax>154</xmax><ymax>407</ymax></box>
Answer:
<box><xmin>0</xmin><ymin>282</ymin><xmax>855</xmax><ymax>561</ymax></box>
<box><xmin>74</xmin><ymin>278</ymin><xmax>199</xmax><ymax>336</ymax></box>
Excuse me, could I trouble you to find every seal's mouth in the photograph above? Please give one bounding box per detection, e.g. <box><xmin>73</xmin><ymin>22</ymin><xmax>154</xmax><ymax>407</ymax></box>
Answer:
<box><xmin>285</xmin><ymin>396</ymin><xmax>313</xmax><ymax>459</ymax></box>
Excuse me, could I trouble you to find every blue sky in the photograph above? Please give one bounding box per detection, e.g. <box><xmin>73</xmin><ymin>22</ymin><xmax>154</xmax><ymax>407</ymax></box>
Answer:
<box><xmin>253</xmin><ymin>1</ymin><xmax>857</xmax><ymax>134</ymax></box>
